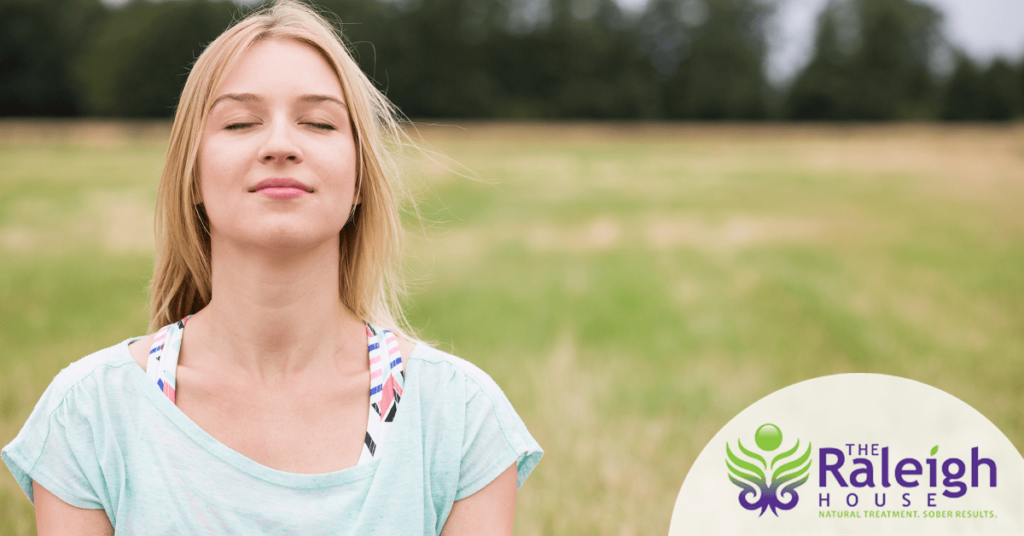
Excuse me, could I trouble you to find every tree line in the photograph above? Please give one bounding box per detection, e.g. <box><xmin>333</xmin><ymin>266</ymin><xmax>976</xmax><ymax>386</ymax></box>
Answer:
<box><xmin>2</xmin><ymin>0</ymin><xmax>1022</xmax><ymax>120</ymax></box>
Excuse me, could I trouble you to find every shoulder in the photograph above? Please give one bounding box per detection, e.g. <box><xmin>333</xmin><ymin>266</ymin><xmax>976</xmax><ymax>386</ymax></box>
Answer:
<box><xmin>36</xmin><ymin>339</ymin><xmax>141</xmax><ymax>413</ymax></box>
<box><xmin>2</xmin><ymin>338</ymin><xmax>143</xmax><ymax>504</ymax></box>
<box><xmin>127</xmin><ymin>333</ymin><xmax>155</xmax><ymax>373</ymax></box>
<box><xmin>404</xmin><ymin>343</ymin><xmax>526</xmax><ymax>436</ymax></box>
<box><xmin>405</xmin><ymin>343</ymin><xmax>506</xmax><ymax>400</ymax></box>
<box><xmin>405</xmin><ymin>343</ymin><xmax>544</xmax><ymax>497</ymax></box>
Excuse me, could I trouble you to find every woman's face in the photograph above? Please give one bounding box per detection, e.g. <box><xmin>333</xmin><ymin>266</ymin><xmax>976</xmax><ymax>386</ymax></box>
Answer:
<box><xmin>198</xmin><ymin>38</ymin><xmax>356</xmax><ymax>251</ymax></box>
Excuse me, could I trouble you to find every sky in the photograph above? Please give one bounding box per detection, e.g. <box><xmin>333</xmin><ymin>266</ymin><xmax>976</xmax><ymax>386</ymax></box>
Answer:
<box><xmin>101</xmin><ymin>0</ymin><xmax>1024</xmax><ymax>85</ymax></box>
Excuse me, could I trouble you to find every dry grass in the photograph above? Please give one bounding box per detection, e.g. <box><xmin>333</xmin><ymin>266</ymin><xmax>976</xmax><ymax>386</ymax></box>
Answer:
<box><xmin>1</xmin><ymin>120</ymin><xmax>1023</xmax><ymax>536</ymax></box>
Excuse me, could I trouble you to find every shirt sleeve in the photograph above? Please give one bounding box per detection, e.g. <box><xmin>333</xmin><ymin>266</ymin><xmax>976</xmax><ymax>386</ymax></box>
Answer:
<box><xmin>455</xmin><ymin>364</ymin><xmax>543</xmax><ymax>501</ymax></box>
<box><xmin>2</xmin><ymin>366</ymin><xmax>111</xmax><ymax>511</ymax></box>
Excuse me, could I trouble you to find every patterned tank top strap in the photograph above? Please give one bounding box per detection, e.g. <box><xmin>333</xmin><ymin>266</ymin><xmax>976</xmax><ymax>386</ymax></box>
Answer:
<box><xmin>358</xmin><ymin>322</ymin><xmax>405</xmax><ymax>465</ymax></box>
<box><xmin>146</xmin><ymin>315</ymin><xmax>192</xmax><ymax>404</ymax></box>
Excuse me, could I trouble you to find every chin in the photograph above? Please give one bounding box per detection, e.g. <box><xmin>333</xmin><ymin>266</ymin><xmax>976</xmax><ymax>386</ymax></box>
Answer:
<box><xmin>256</xmin><ymin>232</ymin><xmax>334</xmax><ymax>251</ymax></box>
<box><xmin>217</xmin><ymin>219</ymin><xmax>344</xmax><ymax>252</ymax></box>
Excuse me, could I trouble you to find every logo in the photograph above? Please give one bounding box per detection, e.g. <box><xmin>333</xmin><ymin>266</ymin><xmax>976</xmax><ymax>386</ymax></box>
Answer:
<box><xmin>726</xmin><ymin>423</ymin><xmax>812</xmax><ymax>517</ymax></box>
<box><xmin>671</xmin><ymin>375</ymin><xmax>1024</xmax><ymax>535</ymax></box>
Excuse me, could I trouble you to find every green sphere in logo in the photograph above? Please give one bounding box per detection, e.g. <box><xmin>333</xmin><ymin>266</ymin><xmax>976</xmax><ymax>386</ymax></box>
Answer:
<box><xmin>755</xmin><ymin>423</ymin><xmax>783</xmax><ymax>451</ymax></box>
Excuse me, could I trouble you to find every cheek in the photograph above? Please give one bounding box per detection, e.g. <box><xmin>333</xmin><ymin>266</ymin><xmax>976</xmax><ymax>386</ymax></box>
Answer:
<box><xmin>317</xmin><ymin>140</ymin><xmax>359</xmax><ymax>197</ymax></box>
<box><xmin>341</xmin><ymin>141</ymin><xmax>359</xmax><ymax>191</ymax></box>
<box><xmin>196</xmin><ymin>137</ymin><xmax>249</xmax><ymax>225</ymax></box>
<box><xmin>199</xmin><ymin>132</ymin><xmax>253</xmax><ymax>182</ymax></box>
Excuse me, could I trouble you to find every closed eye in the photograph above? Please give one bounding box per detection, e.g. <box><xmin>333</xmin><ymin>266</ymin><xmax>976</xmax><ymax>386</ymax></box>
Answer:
<box><xmin>224</xmin><ymin>122</ymin><xmax>335</xmax><ymax>131</ymax></box>
<box><xmin>306</xmin><ymin>122</ymin><xmax>336</xmax><ymax>131</ymax></box>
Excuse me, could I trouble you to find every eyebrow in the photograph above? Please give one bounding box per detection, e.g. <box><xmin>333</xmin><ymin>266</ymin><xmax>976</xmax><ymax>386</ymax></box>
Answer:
<box><xmin>210</xmin><ymin>93</ymin><xmax>347</xmax><ymax>110</ymax></box>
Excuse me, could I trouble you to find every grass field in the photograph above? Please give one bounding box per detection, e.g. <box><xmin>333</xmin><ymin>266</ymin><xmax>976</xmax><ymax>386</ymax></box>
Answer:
<box><xmin>1</xmin><ymin>120</ymin><xmax>1022</xmax><ymax>535</ymax></box>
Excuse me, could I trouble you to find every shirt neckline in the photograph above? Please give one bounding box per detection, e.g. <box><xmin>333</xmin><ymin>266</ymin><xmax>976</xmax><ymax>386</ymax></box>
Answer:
<box><xmin>116</xmin><ymin>336</ymin><xmax>426</xmax><ymax>489</ymax></box>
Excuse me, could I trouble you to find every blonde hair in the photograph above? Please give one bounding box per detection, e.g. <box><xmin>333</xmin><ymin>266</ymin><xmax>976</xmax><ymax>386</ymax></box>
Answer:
<box><xmin>149</xmin><ymin>0</ymin><xmax>411</xmax><ymax>336</ymax></box>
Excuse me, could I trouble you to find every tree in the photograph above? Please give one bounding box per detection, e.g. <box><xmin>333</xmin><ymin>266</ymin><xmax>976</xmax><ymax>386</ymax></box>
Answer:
<box><xmin>325</xmin><ymin>0</ymin><xmax>663</xmax><ymax>119</ymax></box>
<box><xmin>644</xmin><ymin>0</ymin><xmax>773</xmax><ymax>119</ymax></box>
<box><xmin>977</xmin><ymin>58</ymin><xmax>1022</xmax><ymax>120</ymax></box>
<box><xmin>939</xmin><ymin>54</ymin><xmax>984</xmax><ymax>120</ymax></box>
<box><xmin>785</xmin><ymin>0</ymin><xmax>943</xmax><ymax>120</ymax></box>
<box><xmin>941</xmin><ymin>56</ymin><xmax>1022</xmax><ymax>121</ymax></box>
<box><xmin>0</xmin><ymin>0</ymin><xmax>106</xmax><ymax>115</ymax></box>
<box><xmin>76</xmin><ymin>0</ymin><xmax>239</xmax><ymax>116</ymax></box>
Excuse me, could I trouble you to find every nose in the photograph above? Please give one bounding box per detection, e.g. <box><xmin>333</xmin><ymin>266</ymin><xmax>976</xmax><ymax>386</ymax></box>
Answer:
<box><xmin>259</xmin><ymin>119</ymin><xmax>302</xmax><ymax>164</ymax></box>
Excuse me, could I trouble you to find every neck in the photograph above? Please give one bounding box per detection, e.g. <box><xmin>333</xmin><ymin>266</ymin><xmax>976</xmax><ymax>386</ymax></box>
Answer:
<box><xmin>188</xmin><ymin>234</ymin><xmax>364</xmax><ymax>380</ymax></box>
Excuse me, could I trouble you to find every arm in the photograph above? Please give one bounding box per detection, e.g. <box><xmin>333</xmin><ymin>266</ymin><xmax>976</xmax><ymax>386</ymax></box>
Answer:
<box><xmin>440</xmin><ymin>463</ymin><xmax>518</xmax><ymax>536</ymax></box>
<box><xmin>34</xmin><ymin>481</ymin><xmax>113</xmax><ymax>536</ymax></box>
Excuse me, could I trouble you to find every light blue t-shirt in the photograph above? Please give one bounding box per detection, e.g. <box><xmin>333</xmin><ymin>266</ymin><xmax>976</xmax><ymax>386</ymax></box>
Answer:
<box><xmin>2</xmin><ymin>337</ymin><xmax>542</xmax><ymax>534</ymax></box>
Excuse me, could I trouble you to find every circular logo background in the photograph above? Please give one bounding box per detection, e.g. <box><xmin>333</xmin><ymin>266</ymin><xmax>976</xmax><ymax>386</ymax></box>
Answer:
<box><xmin>669</xmin><ymin>374</ymin><xmax>1024</xmax><ymax>534</ymax></box>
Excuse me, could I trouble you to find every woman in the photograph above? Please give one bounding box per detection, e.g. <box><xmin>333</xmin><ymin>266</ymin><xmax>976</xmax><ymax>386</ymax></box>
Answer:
<box><xmin>1</xmin><ymin>1</ymin><xmax>542</xmax><ymax>534</ymax></box>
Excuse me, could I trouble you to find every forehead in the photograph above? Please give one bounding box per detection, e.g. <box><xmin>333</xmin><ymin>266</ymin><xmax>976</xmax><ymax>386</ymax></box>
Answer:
<box><xmin>212</xmin><ymin>38</ymin><xmax>344</xmax><ymax>105</ymax></box>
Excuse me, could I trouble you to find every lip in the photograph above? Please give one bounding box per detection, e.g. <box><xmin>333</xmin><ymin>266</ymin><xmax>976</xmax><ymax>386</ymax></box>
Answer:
<box><xmin>251</xmin><ymin>178</ymin><xmax>312</xmax><ymax>200</ymax></box>
<box><xmin>252</xmin><ymin>178</ymin><xmax>313</xmax><ymax>192</ymax></box>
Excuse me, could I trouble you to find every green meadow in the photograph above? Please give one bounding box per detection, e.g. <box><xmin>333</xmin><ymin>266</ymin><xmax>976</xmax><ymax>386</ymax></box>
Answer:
<box><xmin>1</xmin><ymin>120</ymin><xmax>1022</xmax><ymax>535</ymax></box>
